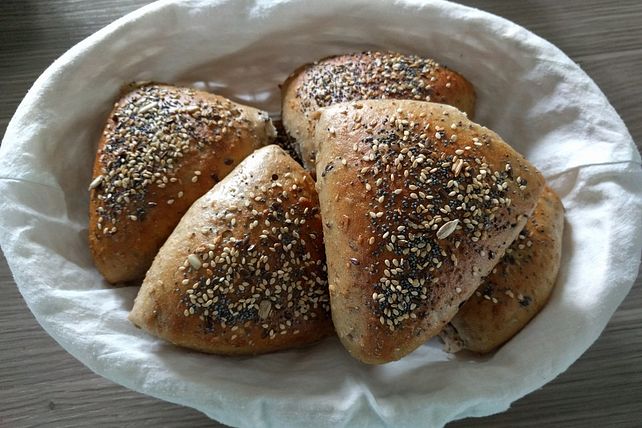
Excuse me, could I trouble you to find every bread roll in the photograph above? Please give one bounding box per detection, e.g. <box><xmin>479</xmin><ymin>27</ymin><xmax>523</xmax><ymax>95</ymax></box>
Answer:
<box><xmin>440</xmin><ymin>186</ymin><xmax>564</xmax><ymax>354</ymax></box>
<box><xmin>89</xmin><ymin>83</ymin><xmax>276</xmax><ymax>283</ymax></box>
<box><xmin>281</xmin><ymin>51</ymin><xmax>476</xmax><ymax>170</ymax></box>
<box><xmin>315</xmin><ymin>100</ymin><xmax>544</xmax><ymax>364</ymax></box>
<box><xmin>129</xmin><ymin>145</ymin><xmax>332</xmax><ymax>355</ymax></box>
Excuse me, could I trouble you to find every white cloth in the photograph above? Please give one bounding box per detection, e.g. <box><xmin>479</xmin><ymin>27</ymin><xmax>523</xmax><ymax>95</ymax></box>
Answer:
<box><xmin>1</xmin><ymin>0</ymin><xmax>641</xmax><ymax>427</ymax></box>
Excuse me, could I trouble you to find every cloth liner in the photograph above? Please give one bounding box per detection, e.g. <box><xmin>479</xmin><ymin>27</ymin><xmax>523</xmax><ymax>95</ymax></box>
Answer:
<box><xmin>1</xmin><ymin>0</ymin><xmax>641</xmax><ymax>426</ymax></box>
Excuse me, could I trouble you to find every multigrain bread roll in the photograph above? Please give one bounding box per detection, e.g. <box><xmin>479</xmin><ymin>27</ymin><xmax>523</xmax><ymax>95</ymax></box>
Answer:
<box><xmin>89</xmin><ymin>83</ymin><xmax>276</xmax><ymax>283</ymax></box>
<box><xmin>440</xmin><ymin>186</ymin><xmax>564</xmax><ymax>354</ymax></box>
<box><xmin>281</xmin><ymin>51</ymin><xmax>476</xmax><ymax>171</ymax></box>
<box><xmin>129</xmin><ymin>145</ymin><xmax>332</xmax><ymax>354</ymax></box>
<box><xmin>315</xmin><ymin>100</ymin><xmax>545</xmax><ymax>364</ymax></box>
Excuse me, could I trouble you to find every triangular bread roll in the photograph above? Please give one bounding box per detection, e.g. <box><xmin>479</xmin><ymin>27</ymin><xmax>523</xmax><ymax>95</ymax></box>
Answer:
<box><xmin>315</xmin><ymin>100</ymin><xmax>545</xmax><ymax>363</ymax></box>
<box><xmin>89</xmin><ymin>83</ymin><xmax>276</xmax><ymax>283</ymax></box>
<box><xmin>281</xmin><ymin>51</ymin><xmax>476</xmax><ymax>171</ymax></box>
<box><xmin>129</xmin><ymin>145</ymin><xmax>332</xmax><ymax>354</ymax></box>
<box><xmin>440</xmin><ymin>186</ymin><xmax>564</xmax><ymax>354</ymax></box>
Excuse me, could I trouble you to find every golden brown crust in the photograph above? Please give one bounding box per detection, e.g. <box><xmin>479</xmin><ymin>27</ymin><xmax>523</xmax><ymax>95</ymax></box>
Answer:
<box><xmin>281</xmin><ymin>51</ymin><xmax>476</xmax><ymax>170</ymax></box>
<box><xmin>314</xmin><ymin>100</ymin><xmax>544</xmax><ymax>364</ymax></box>
<box><xmin>88</xmin><ymin>84</ymin><xmax>276</xmax><ymax>283</ymax></box>
<box><xmin>129</xmin><ymin>145</ymin><xmax>332</xmax><ymax>355</ymax></box>
<box><xmin>440</xmin><ymin>186</ymin><xmax>564</xmax><ymax>354</ymax></box>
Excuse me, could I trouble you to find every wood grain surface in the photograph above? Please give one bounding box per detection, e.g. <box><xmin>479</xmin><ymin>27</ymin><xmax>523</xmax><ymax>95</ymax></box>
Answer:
<box><xmin>1</xmin><ymin>1</ymin><xmax>641</xmax><ymax>427</ymax></box>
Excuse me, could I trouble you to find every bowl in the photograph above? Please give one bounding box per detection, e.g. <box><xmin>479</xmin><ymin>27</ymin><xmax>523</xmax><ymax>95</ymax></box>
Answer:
<box><xmin>1</xmin><ymin>0</ymin><xmax>641</xmax><ymax>427</ymax></box>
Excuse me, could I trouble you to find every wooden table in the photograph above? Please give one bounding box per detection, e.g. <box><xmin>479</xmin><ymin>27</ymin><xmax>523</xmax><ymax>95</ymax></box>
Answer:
<box><xmin>1</xmin><ymin>1</ymin><xmax>641</xmax><ymax>426</ymax></box>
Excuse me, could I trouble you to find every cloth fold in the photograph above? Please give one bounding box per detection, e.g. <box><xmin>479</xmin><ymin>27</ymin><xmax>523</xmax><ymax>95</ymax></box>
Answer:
<box><xmin>1</xmin><ymin>0</ymin><xmax>641</xmax><ymax>427</ymax></box>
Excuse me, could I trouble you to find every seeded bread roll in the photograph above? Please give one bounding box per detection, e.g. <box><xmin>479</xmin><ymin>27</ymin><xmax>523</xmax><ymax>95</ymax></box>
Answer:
<box><xmin>440</xmin><ymin>186</ymin><xmax>564</xmax><ymax>354</ymax></box>
<box><xmin>129</xmin><ymin>145</ymin><xmax>332</xmax><ymax>355</ymax></box>
<box><xmin>281</xmin><ymin>51</ymin><xmax>476</xmax><ymax>171</ymax></box>
<box><xmin>89</xmin><ymin>83</ymin><xmax>276</xmax><ymax>284</ymax></box>
<box><xmin>315</xmin><ymin>100</ymin><xmax>545</xmax><ymax>364</ymax></box>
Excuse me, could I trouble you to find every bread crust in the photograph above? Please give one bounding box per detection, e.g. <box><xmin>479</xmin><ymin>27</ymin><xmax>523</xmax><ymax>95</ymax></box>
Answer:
<box><xmin>314</xmin><ymin>100</ymin><xmax>544</xmax><ymax>364</ymax></box>
<box><xmin>88</xmin><ymin>84</ymin><xmax>276</xmax><ymax>283</ymax></box>
<box><xmin>281</xmin><ymin>51</ymin><xmax>476</xmax><ymax>170</ymax></box>
<box><xmin>129</xmin><ymin>145</ymin><xmax>332</xmax><ymax>355</ymax></box>
<box><xmin>440</xmin><ymin>186</ymin><xmax>564</xmax><ymax>354</ymax></box>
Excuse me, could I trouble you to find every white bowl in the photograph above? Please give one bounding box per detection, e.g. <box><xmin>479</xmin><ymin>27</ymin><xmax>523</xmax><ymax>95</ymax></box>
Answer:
<box><xmin>1</xmin><ymin>0</ymin><xmax>641</xmax><ymax>427</ymax></box>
